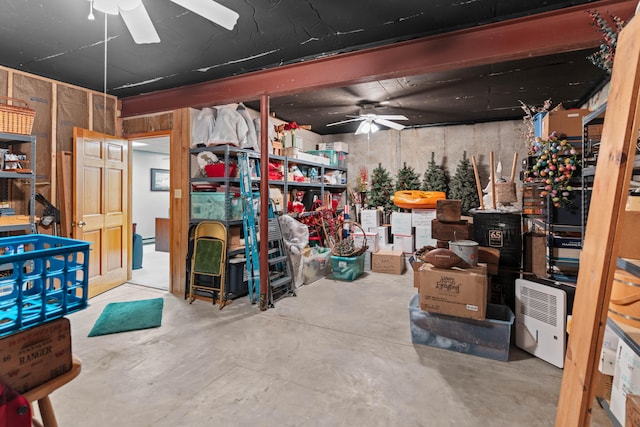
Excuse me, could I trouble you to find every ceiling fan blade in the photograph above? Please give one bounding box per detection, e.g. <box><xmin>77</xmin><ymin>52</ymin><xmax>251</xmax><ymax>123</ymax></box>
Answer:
<box><xmin>374</xmin><ymin>118</ymin><xmax>406</xmax><ymax>130</ymax></box>
<box><xmin>374</xmin><ymin>114</ymin><xmax>408</xmax><ymax>121</ymax></box>
<box><xmin>171</xmin><ymin>0</ymin><xmax>239</xmax><ymax>30</ymax></box>
<box><xmin>120</xmin><ymin>3</ymin><xmax>160</xmax><ymax>44</ymax></box>
<box><xmin>326</xmin><ymin>117</ymin><xmax>364</xmax><ymax>127</ymax></box>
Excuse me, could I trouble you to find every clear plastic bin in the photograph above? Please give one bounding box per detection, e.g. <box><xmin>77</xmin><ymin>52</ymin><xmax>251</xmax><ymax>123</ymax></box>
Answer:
<box><xmin>191</xmin><ymin>192</ymin><xmax>242</xmax><ymax>220</ymax></box>
<box><xmin>408</xmin><ymin>294</ymin><xmax>514</xmax><ymax>361</ymax></box>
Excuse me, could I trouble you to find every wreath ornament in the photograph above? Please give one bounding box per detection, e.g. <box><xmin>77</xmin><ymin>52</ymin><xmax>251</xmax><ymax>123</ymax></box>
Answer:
<box><xmin>526</xmin><ymin>133</ymin><xmax>579</xmax><ymax>207</ymax></box>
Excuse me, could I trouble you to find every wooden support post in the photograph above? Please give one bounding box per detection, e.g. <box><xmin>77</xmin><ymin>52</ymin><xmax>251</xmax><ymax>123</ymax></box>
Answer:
<box><xmin>556</xmin><ymin>13</ymin><xmax>640</xmax><ymax>426</ymax></box>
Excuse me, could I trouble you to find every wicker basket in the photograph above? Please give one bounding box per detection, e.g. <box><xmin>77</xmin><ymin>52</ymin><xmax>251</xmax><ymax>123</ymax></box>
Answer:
<box><xmin>0</xmin><ymin>96</ymin><xmax>35</xmax><ymax>135</ymax></box>
<box><xmin>331</xmin><ymin>220</ymin><xmax>369</xmax><ymax>257</ymax></box>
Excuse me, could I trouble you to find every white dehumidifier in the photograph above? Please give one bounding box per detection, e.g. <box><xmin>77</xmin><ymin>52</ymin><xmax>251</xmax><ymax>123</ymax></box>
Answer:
<box><xmin>515</xmin><ymin>277</ymin><xmax>575</xmax><ymax>368</ymax></box>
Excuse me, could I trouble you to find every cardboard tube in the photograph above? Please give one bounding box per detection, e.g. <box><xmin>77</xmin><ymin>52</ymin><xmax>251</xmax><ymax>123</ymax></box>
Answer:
<box><xmin>472</xmin><ymin>155</ymin><xmax>485</xmax><ymax>210</ymax></box>
<box><xmin>510</xmin><ymin>152</ymin><xmax>519</xmax><ymax>183</ymax></box>
<box><xmin>490</xmin><ymin>151</ymin><xmax>496</xmax><ymax>209</ymax></box>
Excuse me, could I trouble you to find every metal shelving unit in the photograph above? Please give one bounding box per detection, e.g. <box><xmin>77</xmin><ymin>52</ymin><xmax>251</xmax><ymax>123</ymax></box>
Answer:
<box><xmin>0</xmin><ymin>132</ymin><xmax>36</xmax><ymax>234</ymax></box>
<box><xmin>187</xmin><ymin>144</ymin><xmax>347</xmax><ymax>302</ymax></box>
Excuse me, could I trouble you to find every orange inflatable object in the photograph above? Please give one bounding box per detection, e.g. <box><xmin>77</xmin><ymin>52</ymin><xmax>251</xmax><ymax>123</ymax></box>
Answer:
<box><xmin>393</xmin><ymin>190</ymin><xmax>446</xmax><ymax>209</ymax></box>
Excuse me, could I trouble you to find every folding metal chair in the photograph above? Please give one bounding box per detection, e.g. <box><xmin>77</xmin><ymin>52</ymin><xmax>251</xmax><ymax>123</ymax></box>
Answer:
<box><xmin>188</xmin><ymin>221</ymin><xmax>228</xmax><ymax>309</ymax></box>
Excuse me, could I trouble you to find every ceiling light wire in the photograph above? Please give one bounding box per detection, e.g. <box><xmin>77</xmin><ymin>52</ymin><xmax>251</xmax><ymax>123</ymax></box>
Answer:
<box><xmin>88</xmin><ymin>0</ymin><xmax>95</xmax><ymax>20</ymax></box>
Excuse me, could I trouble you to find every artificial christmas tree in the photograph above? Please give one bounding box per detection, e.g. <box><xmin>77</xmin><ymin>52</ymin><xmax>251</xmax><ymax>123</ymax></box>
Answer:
<box><xmin>395</xmin><ymin>162</ymin><xmax>421</xmax><ymax>191</ymax></box>
<box><xmin>368</xmin><ymin>163</ymin><xmax>396</xmax><ymax>215</ymax></box>
<box><xmin>421</xmin><ymin>152</ymin><xmax>448</xmax><ymax>195</ymax></box>
<box><xmin>449</xmin><ymin>151</ymin><xmax>480</xmax><ymax>215</ymax></box>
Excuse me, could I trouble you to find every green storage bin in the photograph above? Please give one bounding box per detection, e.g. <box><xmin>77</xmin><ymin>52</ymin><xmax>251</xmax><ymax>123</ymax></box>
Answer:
<box><xmin>330</xmin><ymin>253</ymin><xmax>365</xmax><ymax>281</ymax></box>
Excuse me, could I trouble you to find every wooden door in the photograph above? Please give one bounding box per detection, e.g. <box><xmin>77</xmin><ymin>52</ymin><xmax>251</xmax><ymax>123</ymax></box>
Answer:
<box><xmin>73</xmin><ymin>128</ymin><xmax>129</xmax><ymax>297</ymax></box>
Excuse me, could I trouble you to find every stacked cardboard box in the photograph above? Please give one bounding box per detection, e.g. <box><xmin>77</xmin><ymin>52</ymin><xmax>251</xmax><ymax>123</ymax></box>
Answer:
<box><xmin>414</xmin><ymin>263</ymin><xmax>488</xmax><ymax>320</ymax></box>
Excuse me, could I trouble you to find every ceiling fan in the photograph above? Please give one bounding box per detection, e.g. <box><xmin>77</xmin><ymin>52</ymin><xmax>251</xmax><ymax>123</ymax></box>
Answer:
<box><xmin>91</xmin><ymin>0</ymin><xmax>239</xmax><ymax>44</ymax></box>
<box><xmin>326</xmin><ymin>103</ymin><xmax>408</xmax><ymax>135</ymax></box>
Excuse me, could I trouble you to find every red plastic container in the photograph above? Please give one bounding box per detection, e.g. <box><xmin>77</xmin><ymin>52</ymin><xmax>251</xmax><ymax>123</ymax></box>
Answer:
<box><xmin>205</xmin><ymin>163</ymin><xmax>237</xmax><ymax>177</ymax></box>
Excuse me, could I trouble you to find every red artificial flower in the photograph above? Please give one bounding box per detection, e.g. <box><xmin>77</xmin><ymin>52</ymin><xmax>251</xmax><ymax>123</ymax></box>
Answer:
<box><xmin>284</xmin><ymin>121</ymin><xmax>300</xmax><ymax>131</ymax></box>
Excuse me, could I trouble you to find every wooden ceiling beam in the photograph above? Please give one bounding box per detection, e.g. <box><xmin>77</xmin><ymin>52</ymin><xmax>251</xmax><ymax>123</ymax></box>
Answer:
<box><xmin>121</xmin><ymin>0</ymin><xmax>636</xmax><ymax>117</ymax></box>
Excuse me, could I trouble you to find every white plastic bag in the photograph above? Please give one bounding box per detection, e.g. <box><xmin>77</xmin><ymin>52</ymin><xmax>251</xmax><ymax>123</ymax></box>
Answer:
<box><xmin>278</xmin><ymin>215</ymin><xmax>309</xmax><ymax>288</ymax></box>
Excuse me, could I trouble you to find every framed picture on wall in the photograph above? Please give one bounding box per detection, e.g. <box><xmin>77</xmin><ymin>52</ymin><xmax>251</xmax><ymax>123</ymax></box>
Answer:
<box><xmin>150</xmin><ymin>168</ymin><xmax>170</xmax><ymax>191</ymax></box>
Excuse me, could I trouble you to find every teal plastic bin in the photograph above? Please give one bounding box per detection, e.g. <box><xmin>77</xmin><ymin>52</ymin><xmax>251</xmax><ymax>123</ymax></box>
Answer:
<box><xmin>330</xmin><ymin>253</ymin><xmax>365</xmax><ymax>281</ymax></box>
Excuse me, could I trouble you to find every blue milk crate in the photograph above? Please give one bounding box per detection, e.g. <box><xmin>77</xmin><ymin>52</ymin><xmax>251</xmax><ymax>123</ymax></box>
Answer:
<box><xmin>0</xmin><ymin>234</ymin><xmax>90</xmax><ymax>336</ymax></box>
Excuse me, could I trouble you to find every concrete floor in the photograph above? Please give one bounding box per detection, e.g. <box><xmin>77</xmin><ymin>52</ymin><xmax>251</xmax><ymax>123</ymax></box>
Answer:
<box><xmin>42</xmin><ymin>270</ymin><xmax>610</xmax><ymax>427</ymax></box>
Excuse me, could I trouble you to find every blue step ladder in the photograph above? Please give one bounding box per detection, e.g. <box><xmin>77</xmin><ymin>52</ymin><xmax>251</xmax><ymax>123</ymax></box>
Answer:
<box><xmin>238</xmin><ymin>152</ymin><xmax>295</xmax><ymax>307</ymax></box>
<box><xmin>238</xmin><ymin>153</ymin><xmax>261</xmax><ymax>304</ymax></box>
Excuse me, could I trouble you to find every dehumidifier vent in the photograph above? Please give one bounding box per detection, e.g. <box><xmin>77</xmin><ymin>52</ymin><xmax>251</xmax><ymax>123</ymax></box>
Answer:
<box><xmin>515</xmin><ymin>278</ymin><xmax>567</xmax><ymax>368</ymax></box>
<box><xmin>520</xmin><ymin>286</ymin><xmax>558</xmax><ymax>326</ymax></box>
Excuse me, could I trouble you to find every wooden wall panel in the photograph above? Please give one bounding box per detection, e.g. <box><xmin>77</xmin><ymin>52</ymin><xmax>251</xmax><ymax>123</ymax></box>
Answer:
<box><xmin>122</xmin><ymin>113</ymin><xmax>173</xmax><ymax>135</ymax></box>
<box><xmin>57</xmin><ymin>86</ymin><xmax>89</xmax><ymax>152</ymax></box>
<box><xmin>12</xmin><ymin>74</ymin><xmax>53</xmax><ymax>208</ymax></box>
<box><xmin>0</xmin><ymin>69</ymin><xmax>7</xmax><ymax>97</ymax></box>
<box><xmin>92</xmin><ymin>94</ymin><xmax>116</xmax><ymax>136</ymax></box>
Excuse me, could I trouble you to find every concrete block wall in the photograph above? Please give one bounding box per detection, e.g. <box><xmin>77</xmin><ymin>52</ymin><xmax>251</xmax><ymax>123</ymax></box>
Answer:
<box><xmin>326</xmin><ymin>119</ymin><xmax>529</xmax><ymax>205</ymax></box>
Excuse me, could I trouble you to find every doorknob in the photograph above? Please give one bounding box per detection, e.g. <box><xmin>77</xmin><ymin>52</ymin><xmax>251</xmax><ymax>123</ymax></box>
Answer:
<box><xmin>72</xmin><ymin>221</ymin><xmax>87</xmax><ymax>228</ymax></box>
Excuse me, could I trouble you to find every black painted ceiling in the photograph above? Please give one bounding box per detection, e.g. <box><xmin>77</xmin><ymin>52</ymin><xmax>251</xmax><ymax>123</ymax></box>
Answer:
<box><xmin>0</xmin><ymin>0</ymin><xmax>614</xmax><ymax>134</ymax></box>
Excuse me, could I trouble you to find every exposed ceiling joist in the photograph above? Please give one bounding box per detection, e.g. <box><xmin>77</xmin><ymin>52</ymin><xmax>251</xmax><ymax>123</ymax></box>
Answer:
<box><xmin>121</xmin><ymin>0</ymin><xmax>636</xmax><ymax>118</ymax></box>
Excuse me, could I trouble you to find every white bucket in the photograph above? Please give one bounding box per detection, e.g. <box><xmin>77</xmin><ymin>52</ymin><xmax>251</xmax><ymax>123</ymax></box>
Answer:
<box><xmin>448</xmin><ymin>240</ymin><xmax>479</xmax><ymax>266</ymax></box>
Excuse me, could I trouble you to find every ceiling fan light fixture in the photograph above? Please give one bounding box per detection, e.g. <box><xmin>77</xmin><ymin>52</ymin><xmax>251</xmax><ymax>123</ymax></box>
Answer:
<box><xmin>171</xmin><ymin>0</ymin><xmax>239</xmax><ymax>30</ymax></box>
<box><xmin>355</xmin><ymin>120</ymin><xmax>379</xmax><ymax>135</ymax></box>
<box><xmin>120</xmin><ymin>3</ymin><xmax>160</xmax><ymax>43</ymax></box>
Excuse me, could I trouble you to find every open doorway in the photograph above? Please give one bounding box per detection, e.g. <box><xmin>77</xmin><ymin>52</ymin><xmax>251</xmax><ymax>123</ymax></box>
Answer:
<box><xmin>130</xmin><ymin>135</ymin><xmax>171</xmax><ymax>290</ymax></box>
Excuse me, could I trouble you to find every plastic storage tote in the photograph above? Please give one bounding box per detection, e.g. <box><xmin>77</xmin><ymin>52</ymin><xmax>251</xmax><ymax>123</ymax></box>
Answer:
<box><xmin>330</xmin><ymin>253</ymin><xmax>365</xmax><ymax>281</ymax></box>
<box><xmin>408</xmin><ymin>293</ymin><xmax>514</xmax><ymax>361</ymax></box>
<box><xmin>191</xmin><ymin>192</ymin><xmax>242</xmax><ymax>220</ymax></box>
<box><xmin>0</xmin><ymin>234</ymin><xmax>90</xmax><ymax>336</ymax></box>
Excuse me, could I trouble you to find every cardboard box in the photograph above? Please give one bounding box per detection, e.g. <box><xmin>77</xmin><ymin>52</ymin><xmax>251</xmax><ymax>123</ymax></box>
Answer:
<box><xmin>393</xmin><ymin>234</ymin><xmax>415</xmax><ymax>253</ymax></box>
<box><xmin>620</xmin><ymin>210</ymin><xmax>640</xmax><ymax>259</ymax></box>
<box><xmin>594</xmin><ymin>372</ymin><xmax>613</xmax><ymax>402</ymax></box>
<box><xmin>611</xmin><ymin>339</ymin><xmax>640</xmax><ymax>425</ymax></box>
<box><xmin>417</xmin><ymin>263</ymin><xmax>488</xmax><ymax>320</ymax></box>
<box><xmin>317</xmin><ymin>141</ymin><xmax>348</xmax><ymax>153</ymax></box>
<box><xmin>379</xmin><ymin>243</ymin><xmax>394</xmax><ymax>251</ymax></box>
<box><xmin>369</xmin><ymin>226</ymin><xmax>389</xmax><ymax>244</ymax></box>
<box><xmin>353</xmin><ymin>232</ymin><xmax>379</xmax><ymax>253</ymax></box>
<box><xmin>415</xmin><ymin>226</ymin><xmax>436</xmax><ymax>249</ymax></box>
<box><xmin>411</xmin><ymin>209</ymin><xmax>437</xmax><ymax>228</ymax></box>
<box><xmin>391</xmin><ymin>212</ymin><xmax>413</xmax><ymax>235</ymax></box>
<box><xmin>524</xmin><ymin>233</ymin><xmax>546</xmax><ymax>278</ymax></box>
<box><xmin>363</xmin><ymin>251</ymin><xmax>372</xmax><ymax>271</ymax></box>
<box><xmin>360</xmin><ymin>209</ymin><xmax>381</xmax><ymax>230</ymax></box>
<box><xmin>0</xmin><ymin>318</ymin><xmax>73</xmax><ymax>394</ymax></box>
<box><xmin>541</xmin><ymin>109</ymin><xmax>590</xmax><ymax>138</ymax></box>
<box><xmin>269</xmin><ymin>186</ymin><xmax>284</xmax><ymax>212</ymax></box>
<box><xmin>228</xmin><ymin>226</ymin><xmax>242</xmax><ymax>249</ymax></box>
<box><xmin>627</xmin><ymin>394</ymin><xmax>640</xmax><ymax>427</ymax></box>
<box><xmin>372</xmin><ymin>250</ymin><xmax>405</xmax><ymax>274</ymax></box>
